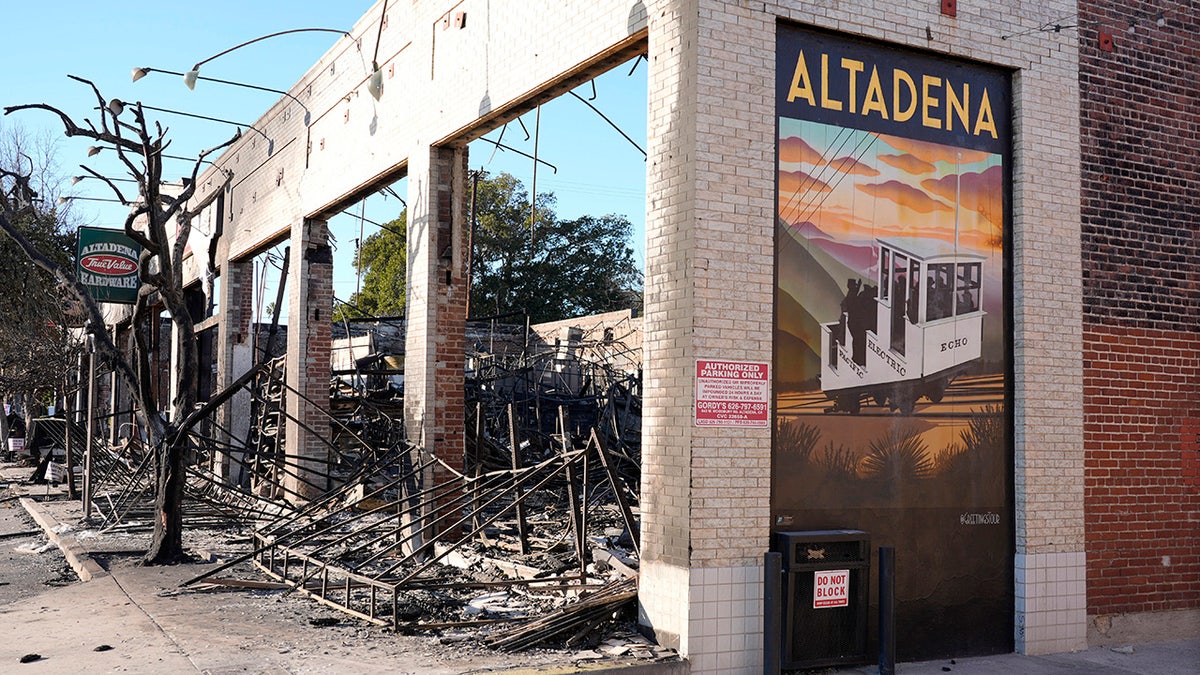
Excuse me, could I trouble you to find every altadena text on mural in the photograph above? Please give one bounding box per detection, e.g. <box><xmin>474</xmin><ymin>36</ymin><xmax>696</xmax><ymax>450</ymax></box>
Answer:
<box><xmin>786</xmin><ymin>50</ymin><xmax>999</xmax><ymax>139</ymax></box>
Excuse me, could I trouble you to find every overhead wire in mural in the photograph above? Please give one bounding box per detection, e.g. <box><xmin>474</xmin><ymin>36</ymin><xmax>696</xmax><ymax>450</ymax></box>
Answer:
<box><xmin>780</xmin><ymin>123</ymin><xmax>880</xmax><ymax>222</ymax></box>
<box><xmin>779</xmin><ymin>126</ymin><xmax>882</xmax><ymax>229</ymax></box>
<box><xmin>779</xmin><ymin>124</ymin><xmax>855</xmax><ymax>218</ymax></box>
<box><xmin>790</xmin><ymin>131</ymin><xmax>881</xmax><ymax>229</ymax></box>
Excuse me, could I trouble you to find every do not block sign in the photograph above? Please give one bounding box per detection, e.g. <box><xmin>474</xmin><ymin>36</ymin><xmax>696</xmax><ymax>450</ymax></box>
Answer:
<box><xmin>813</xmin><ymin>569</ymin><xmax>850</xmax><ymax>608</ymax></box>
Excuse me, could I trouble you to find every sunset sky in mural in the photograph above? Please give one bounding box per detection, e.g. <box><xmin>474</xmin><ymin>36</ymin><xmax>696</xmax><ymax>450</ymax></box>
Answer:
<box><xmin>778</xmin><ymin>118</ymin><xmax>1004</xmax><ymax>253</ymax></box>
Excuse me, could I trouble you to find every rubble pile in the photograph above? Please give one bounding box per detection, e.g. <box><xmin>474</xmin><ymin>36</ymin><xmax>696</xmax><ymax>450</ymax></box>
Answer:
<box><xmin>34</xmin><ymin>314</ymin><xmax>650</xmax><ymax>653</ymax></box>
<box><xmin>174</xmin><ymin>315</ymin><xmax>647</xmax><ymax>652</ymax></box>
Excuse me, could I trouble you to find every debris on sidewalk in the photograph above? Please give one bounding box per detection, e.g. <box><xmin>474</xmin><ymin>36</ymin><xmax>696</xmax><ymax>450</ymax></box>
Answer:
<box><xmin>48</xmin><ymin>314</ymin><xmax>669</xmax><ymax>661</ymax></box>
<box><xmin>1111</xmin><ymin>645</ymin><xmax>1136</xmax><ymax>654</ymax></box>
<box><xmin>13</xmin><ymin>541</ymin><xmax>54</xmax><ymax>555</ymax></box>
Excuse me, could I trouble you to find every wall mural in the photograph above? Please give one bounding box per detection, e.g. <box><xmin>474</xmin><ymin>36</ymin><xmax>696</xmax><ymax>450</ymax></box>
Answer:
<box><xmin>772</xmin><ymin>24</ymin><xmax>1013</xmax><ymax>660</ymax></box>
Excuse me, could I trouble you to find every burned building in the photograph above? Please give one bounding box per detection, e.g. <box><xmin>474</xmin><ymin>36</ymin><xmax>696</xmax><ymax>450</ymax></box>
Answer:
<box><xmin>78</xmin><ymin>1</ymin><xmax>1197</xmax><ymax>672</ymax></box>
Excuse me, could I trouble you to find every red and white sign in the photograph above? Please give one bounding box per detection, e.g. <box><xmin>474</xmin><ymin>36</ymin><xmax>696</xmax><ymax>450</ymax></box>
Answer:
<box><xmin>80</xmin><ymin>253</ymin><xmax>137</xmax><ymax>276</ymax></box>
<box><xmin>694</xmin><ymin>359</ymin><xmax>769</xmax><ymax>427</ymax></box>
<box><xmin>813</xmin><ymin>569</ymin><xmax>850</xmax><ymax>608</ymax></box>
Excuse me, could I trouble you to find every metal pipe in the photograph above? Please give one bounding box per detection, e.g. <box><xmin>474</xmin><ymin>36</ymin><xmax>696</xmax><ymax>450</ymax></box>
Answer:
<box><xmin>763</xmin><ymin>551</ymin><xmax>783</xmax><ymax>675</ymax></box>
<box><xmin>83</xmin><ymin>349</ymin><xmax>97</xmax><ymax>519</ymax></box>
<box><xmin>879</xmin><ymin>546</ymin><xmax>896</xmax><ymax>675</ymax></box>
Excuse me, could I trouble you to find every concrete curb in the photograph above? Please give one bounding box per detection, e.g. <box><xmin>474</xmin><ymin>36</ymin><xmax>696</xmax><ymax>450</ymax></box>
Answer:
<box><xmin>19</xmin><ymin>496</ymin><xmax>107</xmax><ymax>581</ymax></box>
<box><xmin>492</xmin><ymin>660</ymin><xmax>689</xmax><ymax>675</ymax></box>
<box><xmin>496</xmin><ymin>660</ymin><xmax>689</xmax><ymax>675</ymax></box>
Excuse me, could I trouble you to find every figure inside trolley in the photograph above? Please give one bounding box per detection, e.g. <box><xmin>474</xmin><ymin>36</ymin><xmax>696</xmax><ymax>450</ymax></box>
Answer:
<box><xmin>821</xmin><ymin>237</ymin><xmax>985</xmax><ymax>414</ymax></box>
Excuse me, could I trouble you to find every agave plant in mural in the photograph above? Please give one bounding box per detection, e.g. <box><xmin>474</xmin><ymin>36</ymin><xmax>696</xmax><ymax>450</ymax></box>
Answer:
<box><xmin>860</xmin><ymin>423</ymin><xmax>935</xmax><ymax>483</ymax></box>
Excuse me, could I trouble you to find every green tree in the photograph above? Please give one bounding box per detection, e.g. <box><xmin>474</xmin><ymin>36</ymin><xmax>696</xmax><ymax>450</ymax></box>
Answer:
<box><xmin>335</xmin><ymin>211</ymin><xmax>407</xmax><ymax>320</ymax></box>
<box><xmin>470</xmin><ymin>172</ymin><xmax>641</xmax><ymax>323</ymax></box>
<box><xmin>0</xmin><ymin>125</ymin><xmax>78</xmax><ymax>425</ymax></box>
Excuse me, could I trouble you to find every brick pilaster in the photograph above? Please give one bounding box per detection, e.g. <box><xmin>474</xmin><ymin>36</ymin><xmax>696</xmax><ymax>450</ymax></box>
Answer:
<box><xmin>285</xmin><ymin>218</ymin><xmax>333</xmax><ymax>500</ymax></box>
<box><xmin>405</xmin><ymin>145</ymin><xmax>468</xmax><ymax>536</ymax></box>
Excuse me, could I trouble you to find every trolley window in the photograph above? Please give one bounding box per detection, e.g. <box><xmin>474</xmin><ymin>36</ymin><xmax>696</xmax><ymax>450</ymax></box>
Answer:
<box><xmin>880</xmin><ymin>248</ymin><xmax>891</xmax><ymax>301</ymax></box>
<box><xmin>926</xmin><ymin>263</ymin><xmax>954</xmax><ymax>321</ymax></box>
<box><xmin>907</xmin><ymin>259</ymin><xmax>921</xmax><ymax>324</ymax></box>
<box><xmin>955</xmin><ymin>262</ymin><xmax>982</xmax><ymax>315</ymax></box>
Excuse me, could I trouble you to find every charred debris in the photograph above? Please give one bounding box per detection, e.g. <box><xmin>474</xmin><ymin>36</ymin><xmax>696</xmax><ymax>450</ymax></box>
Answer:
<box><xmin>60</xmin><ymin>312</ymin><xmax>646</xmax><ymax>651</ymax></box>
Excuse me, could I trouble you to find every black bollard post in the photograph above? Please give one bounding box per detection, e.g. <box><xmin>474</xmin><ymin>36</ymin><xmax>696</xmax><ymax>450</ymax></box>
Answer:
<box><xmin>763</xmin><ymin>551</ymin><xmax>782</xmax><ymax>675</ymax></box>
<box><xmin>878</xmin><ymin>546</ymin><xmax>896</xmax><ymax>675</ymax></box>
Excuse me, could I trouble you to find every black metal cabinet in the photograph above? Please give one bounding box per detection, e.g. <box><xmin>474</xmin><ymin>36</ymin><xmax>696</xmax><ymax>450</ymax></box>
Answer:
<box><xmin>776</xmin><ymin>529</ymin><xmax>870</xmax><ymax>670</ymax></box>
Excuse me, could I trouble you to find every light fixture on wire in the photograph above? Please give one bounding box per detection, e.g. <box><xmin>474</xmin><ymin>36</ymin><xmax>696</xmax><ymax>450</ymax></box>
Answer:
<box><xmin>71</xmin><ymin>175</ymin><xmax>139</xmax><ymax>186</ymax></box>
<box><xmin>132</xmin><ymin>65</ymin><xmax>312</xmax><ymax>125</ymax></box>
<box><xmin>85</xmin><ymin>145</ymin><xmax>215</xmax><ymax>165</ymax></box>
<box><xmin>180</xmin><ymin>27</ymin><xmax>351</xmax><ymax>91</ymax></box>
<box><xmin>367</xmin><ymin>0</ymin><xmax>388</xmax><ymax>100</ymax></box>
<box><xmin>57</xmin><ymin>195</ymin><xmax>128</xmax><ymax>206</ymax></box>
<box><xmin>368</xmin><ymin>61</ymin><xmax>383</xmax><ymax>100</ymax></box>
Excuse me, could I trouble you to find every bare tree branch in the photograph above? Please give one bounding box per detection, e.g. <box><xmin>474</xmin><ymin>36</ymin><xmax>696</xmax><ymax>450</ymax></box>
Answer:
<box><xmin>5</xmin><ymin>81</ymin><xmax>237</xmax><ymax>564</ymax></box>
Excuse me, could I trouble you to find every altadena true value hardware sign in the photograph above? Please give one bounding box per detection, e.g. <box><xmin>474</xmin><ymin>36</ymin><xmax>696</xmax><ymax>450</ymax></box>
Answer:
<box><xmin>77</xmin><ymin>226</ymin><xmax>141</xmax><ymax>304</ymax></box>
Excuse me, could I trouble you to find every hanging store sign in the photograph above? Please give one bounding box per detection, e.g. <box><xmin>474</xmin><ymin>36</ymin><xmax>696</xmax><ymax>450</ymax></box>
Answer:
<box><xmin>77</xmin><ymin>226</ymin><xmax>141</xmax><ymax>304</ymax></box>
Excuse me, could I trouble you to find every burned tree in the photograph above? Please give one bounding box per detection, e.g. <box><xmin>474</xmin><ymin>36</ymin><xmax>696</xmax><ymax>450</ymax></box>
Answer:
<box><xmin>1</xmin><ymin>76</ymin><xmax>235</xmax><ymax>564</ymax></box>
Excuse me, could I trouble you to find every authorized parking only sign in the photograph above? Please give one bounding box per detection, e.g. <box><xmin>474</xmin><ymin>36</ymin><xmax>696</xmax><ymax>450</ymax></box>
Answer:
<box><xmin>694</xmin><ymin>359</ymin><xmax>769</xmax><ymax>427</ymax></box>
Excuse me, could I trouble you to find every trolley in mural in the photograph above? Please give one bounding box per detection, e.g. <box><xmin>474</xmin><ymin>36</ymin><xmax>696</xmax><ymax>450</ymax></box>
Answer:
<box><xmin>820</xmin><ymin>237</ymin><xmax>985</xmax><ymax>414</ymax></box>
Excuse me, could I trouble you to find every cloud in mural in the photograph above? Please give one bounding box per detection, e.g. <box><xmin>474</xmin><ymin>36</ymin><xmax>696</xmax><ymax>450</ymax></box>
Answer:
<box><xmin>779</xmin><ymin>136</ymin><xmax>827</xmax><ymax>165</ymax></box>
<box><xmin>879</xmin><ymin>153</ymin><xmax>936</xmax><ymax>175</ymax></box>
<box><xmin>828</xmin><ymin>156</ymin><xmax>880</xmax><ymax>176</ymax></box>
<box><xmin>785</xmin><ymin>206</ymin><xmax>876</xmax><ymax>240</ymax></box>
<box><xmin>880</xmin><ymin>135</ymin><xmax>991</xmax><ymax>165</ymax></box>
<box><xmin>815</xmin><ymin>211</ymin><xmax>877</xmax><ymax>239</ymax></box>
<box><xmin>778</xmin><ymin>197</ymin><xmax>822</xmax><ymax>226</ymax></box>
<box><xmin>779</xmin><ymin>169</ymin><xmax>833</xmax><ymax>195</ymax></box>
<box><xmin>921</xmin><ymin>165</ymin><xmax>1004</xmax><ymax>226</ymax></box>
<box><xmin>857</xmin><ymin>180</ymin><xmax>952</xmax><ymax>214</ymax></box>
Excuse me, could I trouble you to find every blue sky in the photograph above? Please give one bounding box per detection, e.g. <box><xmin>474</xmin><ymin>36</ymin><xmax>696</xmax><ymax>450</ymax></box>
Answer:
<box><xmin>0</xmin><ymin>1</ymin><xmax>647</xmax><ymax>308</ymax></box>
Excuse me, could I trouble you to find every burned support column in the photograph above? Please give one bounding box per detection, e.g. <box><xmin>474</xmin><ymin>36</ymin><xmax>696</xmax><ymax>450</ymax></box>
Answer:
<box><xmin>216</xmin><ymin>258</ymin><xmax>255</xmax><ymax>485</ymax></box>
<box><xmin>404</xmin><ymin>144</ymin><xmax>468</xmax><ymax>539</ymax></box>
<box><xmin>285</xmin><ymin>218</ymin><xmax>333</xmax><ymax>501</ymax></box>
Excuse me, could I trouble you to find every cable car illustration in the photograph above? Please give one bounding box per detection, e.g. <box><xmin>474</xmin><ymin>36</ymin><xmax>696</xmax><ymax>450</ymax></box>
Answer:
<box><xmin>820</xmin><ymin>237</ymin><xmax>985</xmax><ymax>414</ymax></box>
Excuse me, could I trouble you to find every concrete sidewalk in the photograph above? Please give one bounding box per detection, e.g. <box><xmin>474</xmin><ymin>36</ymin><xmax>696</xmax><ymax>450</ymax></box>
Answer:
<box><xmin>841</xmin><ymin>639</ymin><xmax>1199</xmax><ymax>674</ymax></box>
<box><xmin>4</xmin><ymin>485</ymin><xmax>1197</xmax><ymax>674</ymax></box>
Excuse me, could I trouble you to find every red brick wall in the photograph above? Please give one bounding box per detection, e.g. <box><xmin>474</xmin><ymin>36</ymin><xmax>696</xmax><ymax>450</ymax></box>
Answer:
<box><xmin>1080</xmin><ymin>0</ymin><xmax>1200</xmax><ymax>616</ymax></box>
<box><xmin>430</xmin><ymin>148</ymin><xmax>468</xmax><ymax>534</ymax></box>
<box><xmin>1083</xmin><ymin>326</ymin><xmax>1200</xmax><ymax>614</ymax></box>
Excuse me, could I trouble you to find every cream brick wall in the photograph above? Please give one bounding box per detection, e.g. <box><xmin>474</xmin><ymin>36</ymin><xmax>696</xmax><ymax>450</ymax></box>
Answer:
<box><xmin>642</xmin><ymin>0</ymin><xmax>1083</xmax><ymax>668</ymax></box>
<box><xmin>192</xmin><ymin>0</ymin><xmax>1085</xmax><ymax>668</ymax></box>
<box><xmin>186</xmin><ymin>0</ymin><xmax>649</xmax><ymax>265</ymax></box>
